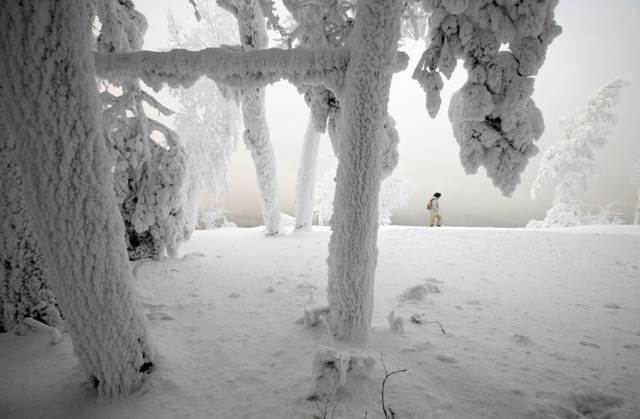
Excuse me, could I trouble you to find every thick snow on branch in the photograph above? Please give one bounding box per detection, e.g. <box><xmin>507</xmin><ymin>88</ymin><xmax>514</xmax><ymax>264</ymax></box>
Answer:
<box><xmin>94</xmin><ymin>46</ymin><xmax>351</xmax><ymax>91</ymax></box>
<box><xmin>414</xmin><ymin>0</ymin><xmax>561</xmax><ymax>195</ymax></box>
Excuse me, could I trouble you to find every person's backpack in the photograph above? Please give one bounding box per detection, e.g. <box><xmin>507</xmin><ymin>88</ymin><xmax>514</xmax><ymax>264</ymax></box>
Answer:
<box><xmin>427</xmin><ymin>199</ymin><xmax>433</xmax><ymax>210</ymax></box>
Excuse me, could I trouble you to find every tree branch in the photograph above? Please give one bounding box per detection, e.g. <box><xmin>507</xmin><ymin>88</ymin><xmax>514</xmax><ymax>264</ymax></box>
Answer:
<box><xmin>94</xmin><ymin>47</ymin><xmax>408</xmax><ymax>93</ymax></box>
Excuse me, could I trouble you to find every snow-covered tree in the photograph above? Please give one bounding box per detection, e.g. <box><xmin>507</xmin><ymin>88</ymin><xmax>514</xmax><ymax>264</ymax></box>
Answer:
<box><xmin>314</xmin><ymin>164</ymin><xmax>415</xmax><ymax>226</ymax></box>
<box><xmin>97</xmin><ymin>1</ymin><xmax>197</xmax><ymax>259</ymax></box>
<box><xmin>217</xmin><ymin>0</ymin><xmax>281</xmax><ymax>236</ymax></box>
<box><xmin>633</xmin><ymin>162</ymin><xmax>640</xmax><ymax>225</ymax></box>
<box><xmin>414</xmin><ymin>0</ymin><xmax>562</xmax><ymax>196</ymax></box>
<box><xmin>168</xmin><ymin>1</ymin><xmax>241</xmax><ymax>208</ymax></box>
<box><xmin>0</xmin><ymin>124</ymin><xmax>62</xmax><ymax>333</ymax></box>
<box><xmin>529</xmin><ymin>79</ymin><xmax>630</xmax><ymax>227</ymax></box>
<box><xmin>94</xmin><ymin>0</ymin><xmax>559</xmax><ymax>341</ymax></box>
<box><xmin>284</xmin><ymin>0</ymin><xmax>353</xmax><ymax>231</ymax></box>
<box><xmin>378</xmin><ymin>175</ymin><xmax>416</xmax><ymax>226</ymax></box>
<box><xmin>0</xmin><ymin>0</ymin><xmax>155</xmax><ymax>397</ymax></box>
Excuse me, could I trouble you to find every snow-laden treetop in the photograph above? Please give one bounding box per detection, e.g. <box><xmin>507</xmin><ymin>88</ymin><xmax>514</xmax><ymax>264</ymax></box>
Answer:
<box><xmin>413</xmin><ymin>0</ymin><xmax>562</xmax><ymax>195</ymax></box>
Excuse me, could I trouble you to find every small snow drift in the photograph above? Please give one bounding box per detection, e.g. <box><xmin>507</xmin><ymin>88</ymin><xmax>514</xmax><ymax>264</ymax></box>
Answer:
<box><xmin>398</xmin><ymin>282</ymin><xmax>441</xmax><ymax>302</ymax></box>
<box><xmin>307</xmin><ymin>346</ymin><xmax>376</xmax><ymax>401</ymax></box>
<box><xmin>387</xmin><ymin>311</ymin><xmax>405</xmax><ymax>334</ymax></box>
<box><xmin>300</xmin><ymin>306</ymin><xmax>330</xmax><ymax>328</ymax></box>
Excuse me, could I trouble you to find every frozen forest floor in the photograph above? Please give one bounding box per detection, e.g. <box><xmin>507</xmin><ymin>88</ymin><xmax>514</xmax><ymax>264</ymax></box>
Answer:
<box><xmin>1</xmin><ymin>225</ymin><xmax>640</xmax><ymax>419</ymax></box>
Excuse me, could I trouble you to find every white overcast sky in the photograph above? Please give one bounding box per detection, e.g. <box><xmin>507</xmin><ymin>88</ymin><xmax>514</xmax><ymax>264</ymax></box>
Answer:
<box><xmin>135</xmin><ymin>0</ymin><xmax>640</xmax><ymax>227</ymax></box>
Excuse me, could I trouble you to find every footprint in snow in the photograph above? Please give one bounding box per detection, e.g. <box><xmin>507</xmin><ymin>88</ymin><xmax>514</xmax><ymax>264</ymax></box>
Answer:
<box><xmin>265</xmin><ymin>286</ymin><xmax>276</xmax><ymax>293</ymax></box>
<box><xmin>511</xmin><ymin>334</ymin><xmax>533</xmax><ymax>346</ymax></box>
<box><xmin>604</xmin><ymin>303</ymin><xmax>621</xmax><ymax>309</ymax></box>
<box><xmin>146</xmin><ymin>311</ymin><xmax>174</xmax><ymax>321</ymax></box>
<box><xmin>435</xmin><ymin>354</ymin><xmax>457</xmax><ymax>364</ymax></box>
<box><xmin>579</xmin><ymin>341</ymin><xmax>601</xmax><ymax>349</ymax></box>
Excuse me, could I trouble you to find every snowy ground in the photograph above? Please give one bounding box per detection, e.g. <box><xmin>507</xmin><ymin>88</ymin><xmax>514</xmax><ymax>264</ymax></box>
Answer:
<box><xmin>1</xmin><ymin>225</ymin><xmax>639</xmax><ymax>419</ymax></box>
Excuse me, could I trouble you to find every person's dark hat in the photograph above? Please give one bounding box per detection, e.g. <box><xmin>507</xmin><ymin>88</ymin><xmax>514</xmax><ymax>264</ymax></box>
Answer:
<box><xmin>434</xmin><ymin>192</ymin><xmax>441</xmax><ymax>197</ymax></box>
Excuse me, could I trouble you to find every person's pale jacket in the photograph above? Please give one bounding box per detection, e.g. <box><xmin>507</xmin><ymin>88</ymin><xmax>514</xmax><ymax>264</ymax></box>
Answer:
<box><xmin>429</xmin><ymin>197</ymin><xmax>440</xmax><ymax>214</ymax></box>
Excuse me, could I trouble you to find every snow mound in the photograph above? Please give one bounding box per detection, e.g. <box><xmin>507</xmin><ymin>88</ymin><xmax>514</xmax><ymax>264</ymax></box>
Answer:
<box><xmin>398</xmin><ymin>283</ymin><xmax>441</xmax><ymax>302</ymax></box>
<box><xmin>307</xmin><ymin>346</ymin><xmax>376</xmax><ymax>401</ymax></box>
<box><xmin>531</xmin><ymin>391</ymin><xmax>628</xmax><ymax>419</ymax></box>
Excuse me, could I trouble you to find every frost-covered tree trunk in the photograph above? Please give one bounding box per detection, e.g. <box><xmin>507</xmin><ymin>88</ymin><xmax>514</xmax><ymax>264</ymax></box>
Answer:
<box><xmin>0</xmin><ymin>0</ymin><xmax>155</xmax><ymax>397</ymax></box>
<box><xmin>242</xmin><ymin>88</ymin><xmax>280</xmax><ymax>234</ymax></box>
<box><xmin>294</xmin><ymin>115</ymin><xmax>322</xmax><ymax>231</ymax></box>
<box><xmin>327</xmin><ymin>0</ymin><xmax>403</xmax><ymax>341</ymax></box>
<box><xmin>219</xmin><ymin>0</ymin><xmax>280</xmax><ymax>235</ymax></box>
<box><xmin>0</xmin><ymin>124</ymin><xmax>61</xmax><ymax>333</ymax></box>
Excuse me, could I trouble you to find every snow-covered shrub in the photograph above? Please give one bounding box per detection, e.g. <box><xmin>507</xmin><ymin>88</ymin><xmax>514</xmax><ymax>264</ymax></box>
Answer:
<box><xmin>97</xmin><ymin>1</ymin><xmax>196</xmax><ymax>259</ymax></box>
<box><xmin>196</xmin><ymin>207</ymin><xmax>235</xmax><ymax>230</ymax></box>
<box><xmin>0</xmin><ymin>131</ymin><xmax>62</xmax><ymax>333</ymax></box>
<box><xmin>378</xmin><ymin>175</ymin><xmax>416</xmax><ymax>225</ymax></box>
<box><xmin>527</xmin><ymin>200</ymin><xmax>625</xmax><ymax>228</ymax></box>
<box><xmin>413</xmin><ymin>0</ymin><xmax>562</xmax><ymax>195</ymax></box>
<box><xmin>529</xmin><ymin>79</ymin><xmax>630</xmax><ymax>228</ymax></box>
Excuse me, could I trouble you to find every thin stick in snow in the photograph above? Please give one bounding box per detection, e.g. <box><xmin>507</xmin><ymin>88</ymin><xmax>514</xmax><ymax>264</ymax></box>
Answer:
<box><xmin>380</xmin><ymin>354</ymin><xmax>407</xmax><ymax>419</ymax></box>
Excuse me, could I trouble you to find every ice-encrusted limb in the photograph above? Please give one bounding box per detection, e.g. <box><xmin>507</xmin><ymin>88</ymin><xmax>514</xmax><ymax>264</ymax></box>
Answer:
<box><xmin>94</xmin><ymin>46</ymin><xmax>351</xmax><ymax>92</ymax></box>
<box><xmin>0</xmin><ymin>0</ymin><xmax>155</xmax><ymax>397</ymax></box>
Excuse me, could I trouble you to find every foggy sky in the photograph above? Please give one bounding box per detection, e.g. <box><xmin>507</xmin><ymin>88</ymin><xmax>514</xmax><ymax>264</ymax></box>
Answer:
<box><xmin>136</xmin><ymin>0</ymin><xmax>640</xmax><ymax>227</ymax></box>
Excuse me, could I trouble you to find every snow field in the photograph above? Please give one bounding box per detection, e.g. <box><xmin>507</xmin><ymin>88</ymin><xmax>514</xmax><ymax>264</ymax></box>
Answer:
<box><xmin>1</xmin><ymin>226</ymin><xmax>639</xmax><ymax>418</ymax></box>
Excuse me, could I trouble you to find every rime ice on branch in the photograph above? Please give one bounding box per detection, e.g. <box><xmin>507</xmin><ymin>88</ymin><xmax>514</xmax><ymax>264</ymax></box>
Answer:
<box><xmin>413</xmin><ymin>0</ymin><xmax>562</xmax><ymax>195</ymax></box>
<box><xmin>0</xmin><ymin>0</ymin><xmax>155</xmax><ymax>397</ymax></box>
<box><xmin>94</xmin><ymin>46</ymin><xmax>409</xmax><ymax>95</ymax></box>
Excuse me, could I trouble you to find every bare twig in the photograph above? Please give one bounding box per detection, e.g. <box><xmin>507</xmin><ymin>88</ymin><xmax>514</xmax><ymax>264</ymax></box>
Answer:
<box><xmin>423</xmin><ymin>320</ymin><xmax>446</xmax><ymax>335</ymax></box>
<box><xmin>409</xmin><ymin>314</ymin><xmax>447</xmax><ymax>335</ymax></box>
<box><xmin>380</xmin><ymin>354</ymin><xmax>408</xmax><ymax>419</ymax></box>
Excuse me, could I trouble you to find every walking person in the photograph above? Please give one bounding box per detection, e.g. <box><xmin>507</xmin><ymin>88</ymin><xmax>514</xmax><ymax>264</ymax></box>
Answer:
<box><xmin>427</xmin><ymin>192</ymin><xmax>442</xmax><ymax>227</ymax></box>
